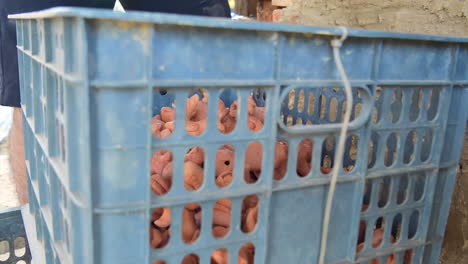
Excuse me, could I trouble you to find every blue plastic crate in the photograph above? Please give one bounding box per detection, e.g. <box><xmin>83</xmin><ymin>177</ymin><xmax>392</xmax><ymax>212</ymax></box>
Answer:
<box><xmin>0</xmin><ymin>207</ymin><xmax>32</xmax><ymax>264</ymax></box>
<box><xmin>10</xmin><ymin>7</ymin><xmax>468</xmax><ymax>264</ymax></box>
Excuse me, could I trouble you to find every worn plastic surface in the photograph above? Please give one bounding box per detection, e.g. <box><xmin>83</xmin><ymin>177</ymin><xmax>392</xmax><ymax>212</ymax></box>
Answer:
<box><xmin>0</xmin><ymin>207</ymin><xmax>32</xmax><ymax>263</ymax></box>
<box><xmin>10</xmin><ymin>7</ymin><xmax>468</xmax><ymax>264</ymax></box>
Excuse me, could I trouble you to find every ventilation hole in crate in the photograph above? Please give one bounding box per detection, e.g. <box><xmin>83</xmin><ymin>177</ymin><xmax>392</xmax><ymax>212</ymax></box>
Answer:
<box><xmin>288</xmin><ymin>90</ymin><xmax>295</xmax><ymax>110</ymax></box>
<box><xmin>356</xmin><ymin>243</ymin><xmax>365</xmax><ymax>254</ymax></box>
<box><xmin>365</xmin><ymin>256</ymin><xmax>386</xmax><ymax>264</ymax></box>
<box><xmin>185</xmin><ymin>90</ymin><xmax>207</xmax><ymax>136</ymax></box>
<box><xmin>59</xmin><ymin>80</ymin><xmax>64</xmax><ymax>113</ymax></box>
<box><xmin>362</xmin><ymin>180</ymin><xmax>371</xmax><ymax>210</ymax></box>
<box><xmin>244</xmin><ymin>142</ymin><xmax>262</xmax><ymax>184</ymax></box>
<box><xmin>391</xmin><ymin>214</ymin><xmax>402</xmax><ymax>244</ymax></box>
<box><xmin>61</xmin><ymin>184</ymin><xmax>67</xmax><ymax>209</ymax></box>
<box><xmin>378</xmin><ymin>177</ymin><xmax>391</xmax><ymax>208</ymax></box>
<box><xmin>358</xmin><ymin>88</ymin><xmax>364</xmax><ymax>98</ymax></box>
<box><xmin>404</xmin><ymin>250</ymin><xmax>413</xmax><ymax>264</ymax></box>
<box><xmin>215</xmin><ymin>145</ymin><xmax>234</xmax><ymax>188</ymax></box>
<box><xmin>241</xmin><ymin>195</ymin><xmax>259</xmax><ymax>233</ymax></box>
<box><xmin>322</xmin><ymin>156</ymin><xmax>333</xmax><ymax>174</ymax></box>
<box><xmin>384</xmin><ymin>133</ymin><xmax>398</xmax><ymax>167</ymax></box>
<box><xmin>329</xmin><ymin>97</ymin><xmax>338</xmax><ymax>121</ymax></box>
<box><xmin>420</xmin><ymin>129</ymin><xmax>433</xmax><ymax>162</ymax></box>
<box><xmin>320</xmin><ymin>136</ymin><xmax>335</xmax><ymax>174</ymax></box>
<box><xmin>408</xmin><ymin>210</ymin><xmax>420</xmax><ymax>239</ymax></box>
<box><xmin>63</xmin><ymin>219</ymin><xmax>71</xmax><ymax>251</ymax></box>
<box><xmin>427</xmin><ymin>88</ymin><xmax>440</xmax><ymax>121</ymax></box>
<box><xmin>387</xmin><ymin>255</ymin><xmax>397</xmax><ymax>264</ymax></box>
<box><xmin>184</xmin><ymin>147</ymin><xmax>205</xmax><ymax>191</ymax></box>
<box><xmin>372</xmin><ymin>218</ymin><xmax>385</xmax><ymax>248</ymax></box>
<box><xmin>344</xmin><ymin>135</ymin><xmax>359</xmax><ymax>171</ymax></box>
<box><xmin>297</xmin><ymin>138</ymin><xmax>313</xmax><ymax>177</ymax></box>
<box><xmin>349</xmin><ymin>135</ymin><xmax>359</xmax><ymax>161</ymax></box>
<box><xmin>375</xmin><ymin>87</ymin><xmax>382</xmax><ymax>101</ymax></box>
<box><xmin>262</xmin><ymin>89</ymin><xmax>267</xmax><ymax>101</ymax></box>
<box><xmin>296</xmin><ymin>117</ymin><xmax>304</xmax><ymax>125</ymax></box>
<box><xmin>182</xmin><ymin>203</ymin><xmax>201</xmax><ymax>244</ymax></box>
<box><xmin>181</xmin><ymin>254</ymin><xmax>199</xmax><ymax>264</ymax></box>
<box><xmin>413</xmin><ymin>173</ymin><xmax>425</xmax><ymax>201</ymax></box>
<box><xmin>389</xmin><ymin>113</ymin><xmax>394</xmax><ymax>125</ymax></box>
<box><xmin>372</xmin><ymin>106</ymin><xmax>379</xmax><ymax>124</ymax></box>
<box><xmin>55</xmin><ymin>118</ymin><xmax>60</xmax><ymax>156</ymax></box>
<box><xmin>213</xmin><ymin>199</ymin><xmax>231</xmax><ymax>238</ymax></box>
<box><xmin>319</xmin><ymin>95</ymin><xmax>327</xmax><ymax>119</ymax></box>
<box><xmin>43</xmin><ymin>105</ymin><xmax>47</xmax><ymax>134</ymax></box>
<box><xmin>286</xmin><ymin>115</ymin><xmax>293</xmax><ymax>127</ymax></box>
<box><xmin>358</xmin><ymin>221</ymin><xmax>367</xmax><ymax>245</ymax></box>
<box><xmin>0</xmin><ymin>241</ymin><xmax>9</xmax><ymax>261</ymax></box>
<box><xmin>150</xmin><ymin>207</ymin><xmax>171</xmax><ymax>248</ymax></box>
<box><xmin>274</xmin><ymin>141</ymin><xmax>289</xmax><ymax>181</ymax></box>
<box><xmin>247</xmin><ymin>89</ymin><xmax>266</xmax><ymax>133</ymax></box>
<box><xmin>396</xmin><ymin>175</ymin><xmax>409</xmax><ymax>205</ymax></box>
<box><xmin>211</xmin><ymin>249</ymin><xmax>229</xmax><ymax>264</ymax></box>
<box><xmin>150</xmin><ymin>150</ymin><xmax>173</xmax><ymax>196</ymax></box>
<box><xmin>297</xmin><ymin>90</ymin><xmax>305</xmax><ymax>113</ymax></box>
<box><xmin>409</xmin><ymin>88</ymin><xmax>423</xmax><ymax>122</ymax></box>
<box><xmin>152</xmin><ymin>89</ymin><xmax>175</xmax><ymax>139</ymax></box>
<box><xmin>325</xmin><ymin>136</ymin><xmax>335</xmax><ymax>151</ymax></box>
<box><xmin>60</xmin><ymin>124</ymin><xmax>66</xmax><ymax>161</ymax></box>
<box><xmin>218</xmin><ymin>90</ymin><xmax>237</xmax><ymax>134</ymax></box>
<box><xmin>14</xmin><ymin>237</ymin><xmax>26</xmax><ymax>257</ymax></box>
<box><xmin>307</xmin><ymin>93</ymin><xmax>315</xmax><ymax>115</ymax></box>
<box><xmin>17</xmin><ymin>261</ymin><xmax>27</xmax><ymax>264</ymax></box>
<box><xmin>354</xmin><ymin>103</ymin><xmax>363</xmax><ymax>121</ymax></box>
<box><xmin>403</xmin><ymin>131</ymin><xmax>417</xmax><ymax>164</ymax></box>
<box><xmin>239</xmin><ymin>243</ymin><xmax>255</xmax><ymax>264</ymax></box>
<box><xmin>389</xmin><ymin>89</ymin><xmax>403</xmax><ymax>123</ymax></box>
<box><xmin>368</xmin><ymin>132</ymin><xmax>379</xmax><ymax>168</ymax></box>
<box><xmin>340</xmin><ymin>101</ymin><xmax>347</xmax><ymax>122</ymax></box>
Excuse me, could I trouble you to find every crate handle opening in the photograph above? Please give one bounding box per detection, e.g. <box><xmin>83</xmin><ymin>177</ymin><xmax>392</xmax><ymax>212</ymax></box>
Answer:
<box><xmin>276</xmin><ymin>84</ymin><xmax>373</xmax><ymax>135</ymax></box>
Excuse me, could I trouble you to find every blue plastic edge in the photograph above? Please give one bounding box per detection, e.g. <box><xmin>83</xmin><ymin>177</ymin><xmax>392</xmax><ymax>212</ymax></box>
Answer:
<box><xmin>8</xmin><ymin>7</ymin><xmax>468</xmax><ymax>44</ymax></box>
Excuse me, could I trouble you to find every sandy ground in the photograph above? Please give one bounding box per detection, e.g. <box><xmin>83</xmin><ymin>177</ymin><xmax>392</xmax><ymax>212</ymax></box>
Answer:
<box><xmin>0</xmin><ymin>139</ymin><xmax>20</xmax><ymax>210</ymax></box>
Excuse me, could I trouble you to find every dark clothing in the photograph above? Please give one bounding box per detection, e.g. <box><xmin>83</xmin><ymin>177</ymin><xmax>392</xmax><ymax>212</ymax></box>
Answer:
<box><xmin>0</xmin><ymin>1</ymin><xmax>115</xmax><ymax>107</ymax></box>
<box><xmin>0</xmin><ymin>0</ymin><xmax>231</xmax><ymax>107</ymax></box>
<box><xmin>119</xmin><ymin>0</ymin><xmax>231</xmax><ymax>18</ymax></box>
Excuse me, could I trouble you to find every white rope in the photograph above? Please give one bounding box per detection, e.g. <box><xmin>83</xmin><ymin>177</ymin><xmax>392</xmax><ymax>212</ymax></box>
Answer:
<box><xmin>318</xmin><ymin>27</ymin><xmax>352</xmax><ymax>264</ymax></box>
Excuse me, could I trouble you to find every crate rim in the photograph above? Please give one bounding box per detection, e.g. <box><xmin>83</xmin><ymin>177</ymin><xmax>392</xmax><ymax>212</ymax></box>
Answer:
<box><xmin>0</xmin><ymin>206</ymin><xmax>24</xmax><ymax>216</ymax></box>
<box><xmin>9</xmin><ymin>7</ymin><xmax>468</xmax><ymax>44</ymax></box>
